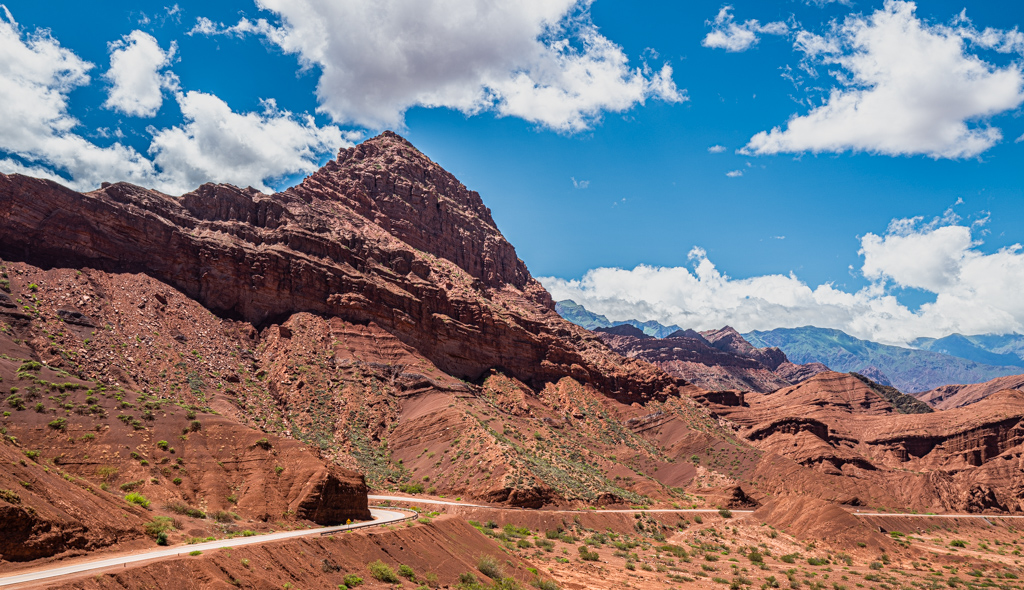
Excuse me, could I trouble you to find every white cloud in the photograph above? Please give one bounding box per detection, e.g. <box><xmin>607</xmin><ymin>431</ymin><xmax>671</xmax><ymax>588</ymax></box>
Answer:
<box><xmin>191</xmin><ymin>0</ymin><xmax>683</xmax><ymax>132</ymax></box>
<box><xmin>571</xmin><ymin>177</ymin><xmax>589</xmax><ymax>189</ymax></box>
<box><xmin>103</xmin><ymin>30</ymin><xmax>178</xmax><ymax>117</ymax></box>
<box><xmin>702</xmin><ymin>6</ymin><xmax>789</xmax><ymax>53</ymax></box>
<box><xmin>725</xmin><ymin>169</ymin><xmax>743</xmax><ymax>177</ymax></box>
<box><xmin>149</xmin><ymin>92</ymin><xmax>349</xmax><ymax>193</ymax></box>
<box><xmin>708</xmin><ymin>144</ymin><xmax>727</xmax><ymax>153</ymax></box>
<box><xmin>0</xmin><ymin>7</ymin><xmax>348</xmax><ymax>194</ymax></box>
<box><xmin>744</xmin><ymin>1</ymin><xmax>1024</xmax><ymax>159</ymax></box>
<box><xmin>805</xmin><ymin>0</ymin><xmax>852</xmax><ymax>6</ymax></box>
<box><xmin>540</xmin><ymin>214</ymin><xmax>1024</xmax><ymax>345</ymax></box>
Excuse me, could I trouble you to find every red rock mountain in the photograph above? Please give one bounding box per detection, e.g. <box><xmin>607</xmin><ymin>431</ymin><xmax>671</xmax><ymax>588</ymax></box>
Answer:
<box><xmin>597</xmin><ymin>325</ymin><xmax>828</xmax><ymax>392</ymax></box>
<box><xmin>3</xmin><ymin>131</ymin><xmax>1024</xmax><ymax>568</ymax></box>
<box><xmin>915</xmin><ymin>374</ymin><xmax>1024</xmax><ymax>410</ymax></box>
<box><xmin>0</xmin><ymin>132</ymin><xmax>675</xmax><ymax>404</ymax></box>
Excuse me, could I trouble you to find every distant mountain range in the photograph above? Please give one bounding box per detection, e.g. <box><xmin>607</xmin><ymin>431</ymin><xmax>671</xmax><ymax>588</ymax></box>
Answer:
<box><xmin>554</xmin><ymin>300</ymin><xmax>683</xmax><ymax>338</ymax></box>
<box><xmin>555</xmin><ymin>300</ymin><xmax>1024</xmax><ymax>394</ymax></box>
<box><xmin>911</xmin><ymin>333</ymin><xmax>1024</xmax><ymax>367</ymax></box>
<box><xmin>741</xmin><ymin>327</ymin><xmax>1022</xmax><ymax>393</ymax></box>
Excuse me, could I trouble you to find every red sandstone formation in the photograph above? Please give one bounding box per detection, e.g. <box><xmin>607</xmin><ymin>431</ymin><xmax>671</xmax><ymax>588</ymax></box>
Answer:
<box><xmin>0</xmin><ymin>132</ymin><xmax>679</xmax><ymax>404</ymax></box>
<box><xmin>597</xmin><ymin>325</ymin><xmax>827</xmax><ymax>393</ymax></box>
<box><xmin>915</xmin><ymin>374</ymin><xmax>1024</xmax><ymax>410</ymax></box>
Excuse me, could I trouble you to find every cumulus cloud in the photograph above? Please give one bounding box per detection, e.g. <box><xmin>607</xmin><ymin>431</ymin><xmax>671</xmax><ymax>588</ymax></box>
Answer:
<box><xmin>149</xmin><ymin>92</ymin><xmax>348</xmax><ymax>193</ymax></box>
<box><xmin>725</xmin><ymin>169</ymin><xmax>743</xmax><ymax>177</ymax></box>
<box><xmin>540</xmin><ymin>213</ymin><xmax>1024</xmax><ymax>345</ymax></box>
<box><xmin>103</xmin><ymin>30</ymin><xmax>179</xmax><ymax>117</ymax></box>
<box><xmin>191</xmin><ymin>0</ymin><xmax>683</xmax><ymax>131</ymax></box>
<box><xmin>0</xmin><ymin>7</ymin><xmax>348</xmax><ymax>194</ymax></box>
<box><xmin>708</xmin><ymin>144</ymin><xmax>727</xmax><ymax>153</ymax></box>
<box><xmin>744</xmin><ymin>1</ymin><xmax>1024</xmax><ymax>159</ymax></box>
<box><xmin>702</xmin><ymin>6</ymin><xmax>789</xmax><ymax>53</ymax></box>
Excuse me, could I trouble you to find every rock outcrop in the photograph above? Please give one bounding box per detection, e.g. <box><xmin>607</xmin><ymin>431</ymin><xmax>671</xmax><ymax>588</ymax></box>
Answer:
<box><xmin>0</xmin><ymin>132</ymin><xmax>679</xmax><ymax>403</ymax></box>
<box><xmin>597</xmin><ymin>325</ymin><xmax>827</xmax><ymax>393</ymax></box>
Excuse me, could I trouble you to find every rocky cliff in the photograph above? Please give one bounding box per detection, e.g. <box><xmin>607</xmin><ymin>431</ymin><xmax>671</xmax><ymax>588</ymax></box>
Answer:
<box><xmin>0</xmin><ymin>132</ymin><xmax>677</xmax><ymax>403</ymax></box>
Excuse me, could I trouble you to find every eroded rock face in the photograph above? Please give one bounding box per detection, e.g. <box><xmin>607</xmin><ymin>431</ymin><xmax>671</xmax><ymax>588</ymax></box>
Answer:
<box><xmin>0</xmin><ymin>132</ymin><xmax>679</xmax><ymax>403</ymax></box>
<box><xmin>597</xmin><ymin>327</ymin><xmax>827</xmax><ymax>393</ymax></box>
<box><xmin>297</xmin><ymin>465</ymin><xmax>371</xmax><ymax>525</ymax></box>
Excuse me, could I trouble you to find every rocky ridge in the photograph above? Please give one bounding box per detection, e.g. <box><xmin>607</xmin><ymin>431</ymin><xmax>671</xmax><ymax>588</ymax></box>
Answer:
<box><xmin>596</xmin><ymin>325</ymin><xmax>828</xmax><ymax>393</ymax></box>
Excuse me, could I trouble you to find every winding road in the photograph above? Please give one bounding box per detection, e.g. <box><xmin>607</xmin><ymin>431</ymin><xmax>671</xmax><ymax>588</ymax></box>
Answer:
<box><xmin>0</xmin><ymin>507</ymin><xmax>412</xmax><ymax>588</ymax></box>
<box><xmin>5</xmin><ymin>497</ymin><xmax>1023</xmax><ymax>587</ymax></box>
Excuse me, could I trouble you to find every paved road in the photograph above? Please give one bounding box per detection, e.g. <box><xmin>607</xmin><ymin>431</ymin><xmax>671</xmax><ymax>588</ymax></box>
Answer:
<box><xmin>368</xmin><ymin>495</ymin><xmax>757</xmax><ymax>514</ymax></box>
<box><xmin>852</xmin><ymin>512</ymin><xmax>1024</xmax><ymax>519</ymax></box>
<box><xmin>370</xmin><ymin>495</ymin><xmax>1024</xmax><ymax>520</ymax></box>
<box><xmin>0</xmin><ymin>508</ymin><xmax>411</xmax><ymax>588</ymax></box>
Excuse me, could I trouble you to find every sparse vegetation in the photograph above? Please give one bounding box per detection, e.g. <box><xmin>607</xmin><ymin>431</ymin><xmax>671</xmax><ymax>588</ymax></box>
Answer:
<box><xmin>368</xmin><ymin>560</ymin><xmax>399</xmax><ymax>583</ymax></box>
<box><xmin>124</xmin><ymin>492</ymin><xmax>150</xmax><ymax>508</ymax></box>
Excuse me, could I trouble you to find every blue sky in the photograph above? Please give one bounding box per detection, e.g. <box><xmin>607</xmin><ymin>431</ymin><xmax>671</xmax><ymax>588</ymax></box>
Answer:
<box><xmin>1</xmin><ymin>0</ymin><xmax>1023</xmax><ymax>343</ymax></box>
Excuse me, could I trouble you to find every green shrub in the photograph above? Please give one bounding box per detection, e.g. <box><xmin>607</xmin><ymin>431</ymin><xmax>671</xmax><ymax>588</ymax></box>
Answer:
<box><xmin>780</xmin><ymin>554</ymin><xmax>798</xmax><ymax>564</ymax></box>
<box><xmin>342</xmin><ymin>574</ymin><xmax>363</xmax><ymax>587</ymax></box>
<box><xmin>120</xmin><ymin>480</ymin><xmax>144</xmax><ymax>492</ymax></box>
<box><xmin>718</xmin><ymin>508</ymin><xmax>732</xmax><ymax>518</ymax></box>
<box><xmin>166</xmin><ymin>502</ymin><xmax>205</xmax><ymax>519</ymax></box>
<box><xmin>144</xmin><ymin>516</ymin><xmax>174</xmax><ymax>538</ymax></box>
<box><xmin>400</xmin><ymin>482</ymin><xmax>424</xmax><ymax>494</ymax></box>
<box><xmin>172</xmin><ymin>477</ymin><xmax>182</xmax><ymax>485</ymax></box>
<box><xmin>189</xmin><ymin>550</ymin><xmax>201</xmax><ymax>556</ymax></box>
<box><xmin>212</xmin><ymin>510</ymin><xmax>235</xmax><ymax>523</ymax></box>
<box><xmin>869</xmin><ymin>562</ymin><xmax>883</xmax><ymax>570</ymax></box>
<box><xmin>188</xmin><ymin>420</ymin><xmax>202</xmax><ymax>432</ymax></box>
<box><xmin>0</xmin><ymin>489</ymin><xmax>21</xmax><ymax>504</ymax></box>
<box><xmin>577</xmin><ymin>546</ymin><xmax>599</xmax><ymax>561</ymax></box>
<box><xmin>155</xmin><ymin>531</ymin><xmax>168</xmax><ymax>545</ymax></box>
<box><xmin>368</xmin><ymin>560</ymin><xmax>399</xmax><ymax>583</ymax></box>
<box><xmin>807</xmin><ymin>557</ymin><xmax>827</xmax><ymax>566</ymax></box>
<box><xmin>478</xmin><ymin>554</ymin><xmax>504</xmax><ymax>579</ymax></box>
<box><xmin>949</xmin><ymin>540</ymin><xmax>967</xmax><ymax>548</ymax></box>
<box><xmin>125</xmin><ymin>492</ymin><xmax>150</xmax><ymax>508</ymax></box>
<box><xmin>156</xmin><ymin>440</ymin><xmax>169</xmax><ymax>450</ymax></box>
<box><xmin>398</xmin><ymin>564</ymin><xmax>416</xmax><ymax>580</ymax></box>
<box><xmin>23</xmin><ymin>449</ymin><xmax>40</xmax><ymax>461</ymax></box>
<box><xmin>254</xmin><ymin>438</ymin><xmax>272</xmax><ymax>449</ymax></box>
<box><xmin>536</xmin><ymin>580</ymin><xmax>559</xmax><ymax>590</ymax></box>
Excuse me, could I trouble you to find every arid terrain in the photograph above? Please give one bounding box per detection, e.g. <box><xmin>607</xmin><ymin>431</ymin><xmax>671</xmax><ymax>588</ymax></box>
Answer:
<box><xmin>1</xmin><ymin>132</ymin><xmax>1023</xmax><ymax>589</ymax></box>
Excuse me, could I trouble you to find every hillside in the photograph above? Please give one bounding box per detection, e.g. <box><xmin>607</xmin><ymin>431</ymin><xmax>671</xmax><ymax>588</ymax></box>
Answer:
<box><xmin>915</xmin><ymin>374</ymin><xmax>1024</xmax><ymax>410</ymax></box>
<box><xmin>744</xmin><ymin>326</ymin><xmax>1022</xmax><ymax>393</ymax></box>
<box><xmin>596</xmin><ymin>325</ymin><xmax>828</xmax><ymax>393</ymax></box>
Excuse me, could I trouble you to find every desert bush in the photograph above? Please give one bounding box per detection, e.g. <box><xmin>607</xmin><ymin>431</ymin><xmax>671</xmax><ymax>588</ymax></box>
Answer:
<box><xmin>368</xmin><ymin>560</ymin><xmax>399</xmax><ymax>583</ymax></box>
<box><xmin>120</xmin><ymin>480</ymin><xmax>144</xmax><ymax>492</ymax></box>
<box><xmin>125</xmin><ymin>492</ymin><xmax>150</xmax><ymax>508</ymax></box>
<box><xmin>0</xmin><ymin>489</ymin><xmax>21</xmax><ymax>504</ymax></box>
<box><xmin>342</xmin><ymin>574</ymin><xmax>363</xmax><ymax>587</ymax></box>
<box><xmin>718</xmin><ymin>508</ymin><xmax>732</xmax><ymax>518</ymax></box>
<box><xmin>144</xmin><ymin>516</ymin><xmax>174</xmax><ymax>538</ymax></box>
<box><xmin>478</xmin><ymin>554</ymin><xmax>504</xmax><ymax>578</ymax></box>
<box><xmin>577</xmin><ymin>546</ymin><xmax>599</xmax><ymax>562</ymax></box>
<box><xmin>398</xmin><ymin>564</ymin><xmax>416</xmax><ymax>580</ymax></box>
<box><xmin>166</xmin><ymin>502</ymin><xmax>206</xmax><ymax>519</ymax></box>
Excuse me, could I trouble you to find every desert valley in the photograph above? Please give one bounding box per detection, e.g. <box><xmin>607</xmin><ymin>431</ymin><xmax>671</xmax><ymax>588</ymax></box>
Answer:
<box><xmin>1</xmin><ymin>133</ymin><xmax>1023</xmax><ymax>590</ymax></box>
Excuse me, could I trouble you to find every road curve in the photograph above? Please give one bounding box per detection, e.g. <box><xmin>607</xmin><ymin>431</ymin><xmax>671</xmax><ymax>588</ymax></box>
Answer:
<box><xmin>0</xmin><ymin>508</ymin><xmax>411</xmax><ymax>588</ymax></box>
<box><xmin>369</xmin><ymin>495</ymin><xmax>1024</xmax><ymax>520</ymax></box>
<box><xmin>368</xmin><ymin>495</ymin><xmax>756</xmax><ymax>514</ymax></box>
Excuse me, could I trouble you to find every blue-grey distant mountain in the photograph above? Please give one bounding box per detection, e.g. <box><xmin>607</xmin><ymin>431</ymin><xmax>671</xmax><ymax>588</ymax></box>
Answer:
<box><xmin>911</xmin><ymin>333</ymin><xmax>1024</xmax><ymax>367</ymax></box>
<box><xmin>554</xmin><ymin>300</ymin><xmax>682</xmax><ymax>338</ymax></box>
<box><xmin>744</xmin><ymin>327</ymin><xmax>1023</xmax><ymax>393</ymax></box>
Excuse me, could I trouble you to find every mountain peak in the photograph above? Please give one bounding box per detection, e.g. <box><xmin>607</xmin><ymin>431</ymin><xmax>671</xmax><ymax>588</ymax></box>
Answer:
<box><xmin>292</xmin><ymin>132</ymin><xmax>531</xmax><ymax>289</ymax></box>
